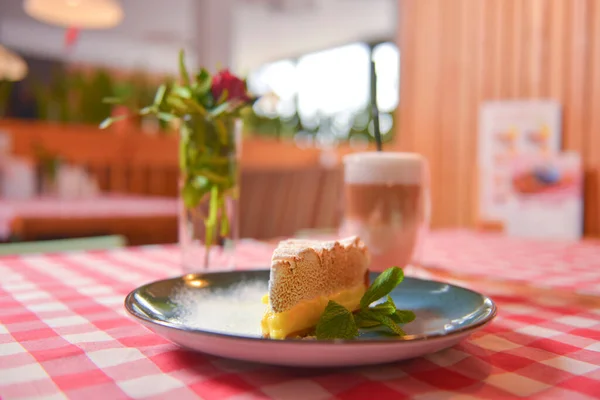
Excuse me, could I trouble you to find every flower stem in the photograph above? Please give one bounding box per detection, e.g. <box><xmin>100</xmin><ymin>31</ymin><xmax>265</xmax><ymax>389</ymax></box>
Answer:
<box><xmin>219</xmin><ymin>195</ymin><xmax>229</xmax><ymax>238</ymax></box>
<box><xmin>204</xmin><ymin>185</ymin><xmax>220</xmax><ymax>254</ymax></box>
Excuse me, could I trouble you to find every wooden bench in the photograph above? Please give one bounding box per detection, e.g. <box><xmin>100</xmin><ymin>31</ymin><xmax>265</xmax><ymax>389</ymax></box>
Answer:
<box><xmin>1</xmin><ymin>119</ymin><xmax>346</xmax><ymax>242</ymax></box>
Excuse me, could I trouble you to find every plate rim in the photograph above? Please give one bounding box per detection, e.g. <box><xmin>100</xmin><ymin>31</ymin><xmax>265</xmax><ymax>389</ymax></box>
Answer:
<box><xmin>124</xmin><ymin>270</ymin><xmax>497</xmax><ymax>345</ymax></box>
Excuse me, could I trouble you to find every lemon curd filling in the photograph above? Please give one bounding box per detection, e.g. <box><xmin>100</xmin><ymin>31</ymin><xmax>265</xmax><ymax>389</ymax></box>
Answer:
<box><xmin>261</xmin><ymin>283</ymin><xmax>367</xmax><ymax>339</ymax></box>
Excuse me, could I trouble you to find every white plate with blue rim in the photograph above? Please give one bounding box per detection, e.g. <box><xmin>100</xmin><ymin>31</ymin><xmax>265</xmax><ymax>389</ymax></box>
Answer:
<box><xmin>124</xmin><ymin>269</ymin><xmax>496</xmax><ymax>367</ymax></box>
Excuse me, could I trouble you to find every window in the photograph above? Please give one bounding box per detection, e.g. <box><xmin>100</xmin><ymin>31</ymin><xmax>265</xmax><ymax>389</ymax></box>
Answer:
<box><xmin>246</xmin><ymin>41</ymin><xmax>399</xmax><ymax>142</ymax></box>
<box><xmin>373</xmin><ymin>42</ymin><xmax>399</xmax><ymax>113</ymax></box>
<box><xmin>247</xmin><ymin>59</ymin><xmax>297</xmax><ymax>118</ymax></box>
<box><xmin>296</xmin><ymin>43</ymin><xmax>370</xmax><ymax>121</ymax></box>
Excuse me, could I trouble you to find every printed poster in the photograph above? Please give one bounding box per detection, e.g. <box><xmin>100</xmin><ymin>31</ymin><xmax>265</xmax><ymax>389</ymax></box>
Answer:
<box><xmin>478</xmin><ymin>100</ymin><xmax>562</xmax><ymax>225</ymax></box>
<box><xmin>504</xmin><ymin>152</ymin><xmax>583</xmax><ymax>240</ymax></box>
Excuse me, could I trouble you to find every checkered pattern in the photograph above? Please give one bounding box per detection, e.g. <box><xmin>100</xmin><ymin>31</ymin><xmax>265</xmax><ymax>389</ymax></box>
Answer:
<box><xmin>1</xmin><ymin>233</ymin><xmax>600</xmax><ymax>399</ymax></box>
<box><xmin>419</xmin><ymin>229</ymin><xmax>600</xmax><ymax>295</ymax></box>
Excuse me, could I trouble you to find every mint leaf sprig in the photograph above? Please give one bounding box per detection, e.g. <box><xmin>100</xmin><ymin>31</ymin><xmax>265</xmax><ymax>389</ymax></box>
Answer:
<box><xmin>314</xmin><ymin>266</ymin><xmax>416</xmax><ymax>340</ymax></box>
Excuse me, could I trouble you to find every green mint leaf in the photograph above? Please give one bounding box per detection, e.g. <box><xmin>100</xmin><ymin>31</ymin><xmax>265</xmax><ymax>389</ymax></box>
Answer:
<box><xmin>315</xmin><ymin>301</ymin><xmax>358</xmax><ymax>340</ymax></box>
<box><xmin>355</xmin><ymin>295</ymin><xmax>402</xmax><ymax>329</ymax></box>
<box><xmin>360</xmin><ymin>310</ymin><xmax>407</xmax><ymax>336</ymax></box>
<box><xmin>370</xmin><ymin>295</ymin><xmax>397</xmax><ymax>315</ymax></box>
<box><xmin>360</xmin><ymin>267</ymin><xmax>404</xmax><ymax>308</ymax></box>
<box><xmin>354</xmin><ymin>313</ymin><xmax>381</xmax><ymax>328</ymax></box>
<box><xmin>390</xmin><ymin>310</ymin><xmax>416</xmax><ymax>324</ymax></box>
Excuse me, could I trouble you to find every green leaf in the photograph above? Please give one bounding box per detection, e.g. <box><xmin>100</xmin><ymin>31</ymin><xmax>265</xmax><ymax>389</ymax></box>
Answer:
<box><xmin>207</xmin><ymin>185</ymin><xmax>219</xmax><ymax>222</ymax></box>
<box><xmin>180</xmin><ymin>120</ymin><xmax>192</xmax><ymax>141</ymax></box>
<box><xmin>157</xmin><ymin>112</ymin><xmax>177</xmax><ymax>122</ymax></box>
<box><xmin>360</xmin><ymin>310</ymin><xmax>407</xmax><ymax>336</ymax></box>
<box><xmin>194</xmin><ymin>69</ymin><xmax>212</xmax><ymax>94</ymax></box>
<box><xmin>99</xmin><ymin>115</ymin><xmax>126</xmax><ymax>129</ymax></box>
<box><xmin>179</xmin><ymin>138</ymin><xmax>187</xmax><ymax>172</ymax></box>
<box><xmin>171</xmin><ymin>86</ymin><xmax>192</xmax><ymax>99</ymax></box>
<box><xmin>390</xmin><ymin>310</ymin><xmax>416</xmax><ymax>324</ymax></box>
<box><xmin>181</xmin><ymin>98</ymin><xmax>208</xmax><ymax>116</ymax></box>
<box><xmin>204</xmin><ymin>185</ymin><xmax>220</xmax><ymax>249</ymax></box>
<box><xmin>354</xmin><ymin>295</ymin><xmax>402</xmax><ymax>330</ymax></box>
<box><xmin>315</xmin><ymin>301</ymin><xmax>358</xmax><ymax>340</ymax></box>
<box><xmin>166</xmin><ymin>96</ymin><xmax>188</xmax><ymax>112</ymax></box>
<box><xmin>209</xmin><ymin>101</ymin><xmax>230</xmax><ymax>117</ymax></box>
<box><xmin>102</xmin><ymin>96</ymin><xmax>123</xmax><ymax>104</ymax></box>
<box><xmin>200</xmin><ymin>92</ymin><xmax>215</xmax><ymax>109</ymax></box>
<box><xmin>99</xmin><ymin>118</ymin><xmax>113</xmax><ymax>129</ymax></box>
<box><xmin>191</xmin><ymin>175</ymin><xmax>209</xmax><ymax>189</ymax></box>
<box><xmin>193</xmin><ymin>169</ymin><xmax>228</xmax><ymax>184</ymax></box>
<box><xmin>178</xmin><ymin>49</ymin><xmax>190</xmax><ymax>86</ymax></box>
<box><xmin>360</xmin><ymin>266</ymin><xmax>404</xmax><ymax>309</ymax></box>
<box><xmin>370</xmin><ymin>296</ymin><xmax>397</xmax><ymax>315</ymax></box>
<box><xmin>219</xmin><ymin>198</ymin><xmax>230</xmax><ymax>237</ymax></box>
<box><xmin>139</xmin><ymin>105</ymin><xmax>156</xmax><ymax>115</ymax></box>
<box><xmin>182</xmin><ymin>175</ymin><xmax>210</xmax><ymax>207</ymax></box>
<box><xmin>195</xmin><ymin>156</ymin><xmax>230</xmax><ymax>167</ymax></box>
<box><xmin>354</xmin><ymin>313</ymin><xmax>381</xmax><ymax>328</ymax></box>
<box><xmin>182</xmin><ymin>180</ymin><xmax>201</xmax><ymax>209</ymax></box>
<box><xmin>216</xmin><ymin>89</ymin><xmax>229</xmax><ymax>105</ymax></box>
<box><xmin>153</xmin><ymin>84</ymin><xmax>167</xmax><ymax>106</ymax></box>
<box><xmin>214</xmin><ymin>118</ymin><xmax>229</xmax><ymax>145</ymax></box>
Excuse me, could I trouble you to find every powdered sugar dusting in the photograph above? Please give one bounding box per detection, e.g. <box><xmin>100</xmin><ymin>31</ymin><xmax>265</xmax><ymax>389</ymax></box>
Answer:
<box><xmin>172</xmin><ymin>280</ymin><xmax>268</xmax><ymax>338</ymax></box>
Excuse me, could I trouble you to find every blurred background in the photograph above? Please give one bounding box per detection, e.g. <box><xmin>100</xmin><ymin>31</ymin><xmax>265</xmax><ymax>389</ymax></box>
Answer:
<box><xmin>0</xmin><ymin>0</ymin><xmax>599</xmax><ymax>253</ymax></box>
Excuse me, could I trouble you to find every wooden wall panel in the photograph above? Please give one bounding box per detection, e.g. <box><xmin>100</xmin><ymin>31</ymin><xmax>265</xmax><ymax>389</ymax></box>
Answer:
<box><xmin>396</xmin><ymin>0</ymin><xmax>600</xmax><ymax>237</ymax></box>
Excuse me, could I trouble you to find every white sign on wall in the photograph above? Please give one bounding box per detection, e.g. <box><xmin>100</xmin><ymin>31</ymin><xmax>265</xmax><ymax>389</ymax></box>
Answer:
<box><xmin>477</xmin><ymin>100</ymin><xmax>562</xmax><ymax>223</ymax></box>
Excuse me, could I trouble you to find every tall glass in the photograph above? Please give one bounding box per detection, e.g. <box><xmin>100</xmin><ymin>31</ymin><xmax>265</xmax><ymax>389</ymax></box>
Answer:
<box><xmin>178</xmin><ymin>116</ymin><xmax>241</xmax><ymax>273</ymax></box>
<box><xmin>339</xmin><ymin>152</ymin><xmax>430</xmax><ymax>271</ymax></box>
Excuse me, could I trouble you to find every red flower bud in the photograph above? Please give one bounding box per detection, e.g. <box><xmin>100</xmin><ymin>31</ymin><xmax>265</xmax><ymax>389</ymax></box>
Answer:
<box><xmin>211</xmin><ymin>69</ymin><xmax>249</xmax><ymax>103</ymax></box>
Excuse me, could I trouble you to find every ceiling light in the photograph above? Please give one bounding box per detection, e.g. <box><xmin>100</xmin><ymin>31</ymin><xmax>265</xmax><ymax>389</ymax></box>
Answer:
<box><xmin>23</xmin><ymin>0</ymin><xmax>124</xmax><ymax>30</ymax></box>
<box><xmin>0</xmin><ymin>46</ymin><xmax>28</xmax><ymax>82</ymax></box>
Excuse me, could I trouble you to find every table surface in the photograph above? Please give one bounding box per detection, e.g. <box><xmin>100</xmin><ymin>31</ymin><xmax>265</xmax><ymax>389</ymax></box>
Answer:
<box><xmin>1</xmin><ymin>230</ymin><xmax>599</xmax><ymax>399</ymax></box>
<box><xmin>0</xmin><ymin>194</ymin><xmax>178</xmax><ymax>239</ymax></box>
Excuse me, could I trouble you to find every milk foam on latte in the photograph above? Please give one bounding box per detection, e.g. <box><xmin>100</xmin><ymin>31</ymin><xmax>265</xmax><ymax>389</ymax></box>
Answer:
<box><xmin>341</xmin><ymin>152</ymin><xmax>428</xmax><ymax>271</ymax></box>
<box><xmin>343</xmin><ymin>152</ymin><xmax>425</xmax><ymax>185</ymax></box>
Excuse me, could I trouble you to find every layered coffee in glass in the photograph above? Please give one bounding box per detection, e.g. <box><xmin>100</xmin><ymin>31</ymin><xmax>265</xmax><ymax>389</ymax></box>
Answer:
<box><xmin>340</xmin><ymin>152</ymin><xmax>430</xmax><ymax>271</ymax></box>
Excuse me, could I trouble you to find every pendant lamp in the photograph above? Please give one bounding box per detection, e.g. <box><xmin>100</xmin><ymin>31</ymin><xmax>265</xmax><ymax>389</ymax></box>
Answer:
<box><xmin>23</xmin><ymin>0</ymin><xmax>124</xmax><ymax>29</ymax></box>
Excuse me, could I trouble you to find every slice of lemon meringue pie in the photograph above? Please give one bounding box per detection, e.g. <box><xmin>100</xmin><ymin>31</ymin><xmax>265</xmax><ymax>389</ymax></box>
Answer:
<box><xmin>261</xmin><ymin>236</ymin><xmax>370</xmax><ymax>339</ymax></box>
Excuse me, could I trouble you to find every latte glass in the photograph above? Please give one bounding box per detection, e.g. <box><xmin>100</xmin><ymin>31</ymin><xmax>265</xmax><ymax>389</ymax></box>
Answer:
<box><xmin>339</xmin><ymin>152</ymin><xmax>431</xmax><ymax>271</ymax></box>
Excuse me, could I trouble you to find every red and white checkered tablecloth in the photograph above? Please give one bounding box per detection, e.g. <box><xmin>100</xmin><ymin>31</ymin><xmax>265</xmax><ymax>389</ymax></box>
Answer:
<box><xmin>1</xmin><ymin>233</ymin><xmax>600</xmax><ymax>399</ymax></box>
<box><xmin>419</xmin><ymin>229</ymin><xmax>600</xmax><ymax>295</ymax></box>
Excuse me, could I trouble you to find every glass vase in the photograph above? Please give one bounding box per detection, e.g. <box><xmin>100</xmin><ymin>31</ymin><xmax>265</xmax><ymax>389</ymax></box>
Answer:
<box><xmin>178</xmin><ymin>115</ymin><xmax>241</xmax><ymax>273</ymax></box>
